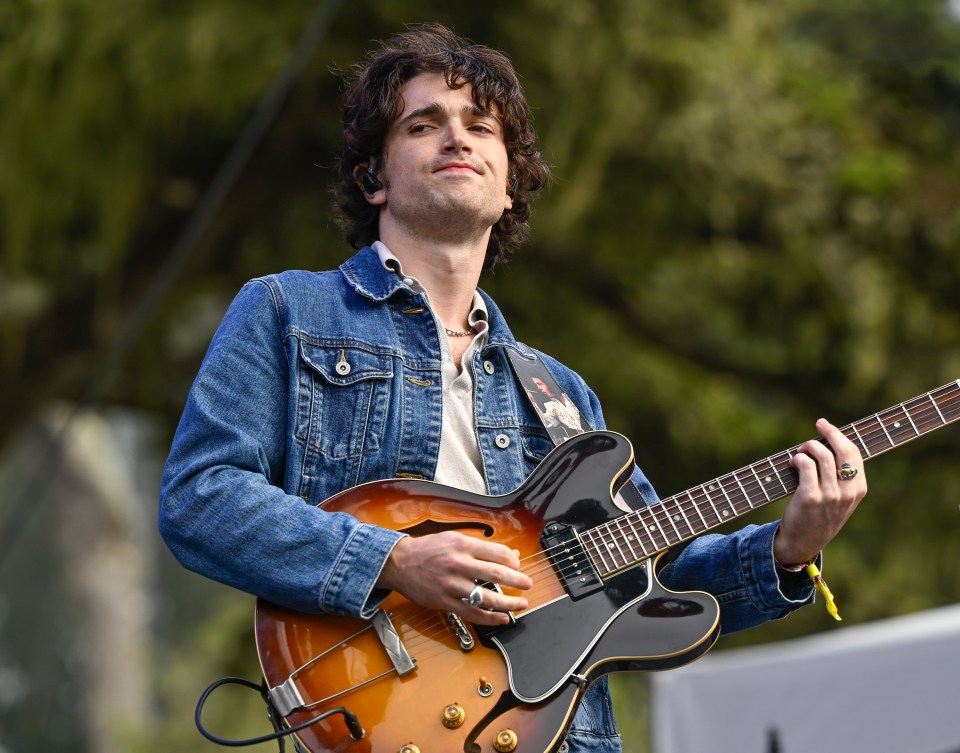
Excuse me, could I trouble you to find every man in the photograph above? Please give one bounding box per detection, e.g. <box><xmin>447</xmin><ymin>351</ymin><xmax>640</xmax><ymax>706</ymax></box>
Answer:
<box><xmin>160</xmin><ymin>24</ymin><xmax>867</xmax><ymax>752</ymax></box>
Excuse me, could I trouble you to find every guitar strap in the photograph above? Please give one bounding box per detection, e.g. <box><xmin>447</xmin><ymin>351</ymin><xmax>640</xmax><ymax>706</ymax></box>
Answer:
<box><xmin>506</xmin><ymin>348</ymin><xmax>649</xmax><ymax>510</ymax></box>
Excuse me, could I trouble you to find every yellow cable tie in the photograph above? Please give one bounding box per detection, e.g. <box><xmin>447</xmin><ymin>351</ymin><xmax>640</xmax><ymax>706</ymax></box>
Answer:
<box><xmin>805</xmin><ymin>562</ymin><xmax>841</xmax><ymax>621</ymax></box>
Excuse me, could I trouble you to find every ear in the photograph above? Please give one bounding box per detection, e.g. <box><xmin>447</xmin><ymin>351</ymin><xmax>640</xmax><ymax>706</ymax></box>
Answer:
<box><xmin>504</xmin><ymin>173</ymin><xmax>517</xmax><ymax>211</ymax></box>
<box><xmin>353</xmin><ymin>162</ymin><xmax>386</xmax><ymax>205</ymax></box>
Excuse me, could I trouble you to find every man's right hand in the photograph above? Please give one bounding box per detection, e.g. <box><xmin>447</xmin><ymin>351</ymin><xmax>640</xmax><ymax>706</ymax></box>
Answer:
<box><xmin>376</xmin><ymin>532</ymin><xmax>532</xmax><ymax>626</ymax></box>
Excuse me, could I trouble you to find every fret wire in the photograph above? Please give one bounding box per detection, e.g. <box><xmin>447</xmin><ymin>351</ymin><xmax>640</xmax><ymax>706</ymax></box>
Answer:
<box><xmin>593</xmin><ymin>528</ymin><xmax>617</xmax><ymax>573</ymax></box>
<box><xmin>909</xmin><ymin>394</ymin><xmax>940</xmax><ymax>432</ymax></box>
<box><xmin>670</xmin><ymin>496</ymin><xmax>696</xmax><ymax>538</ymax></box>
<box><xmin>589</xmin><ymin>382</ymin><xmax>960</xmax><ymax>560</ymax></box>
<box><xmin>858</xmin><ymin>415</ymin><xmax>884</xmax><ymax>456</ymax></box>
<box><xmin>768</xmin><ymin>455</ymin><xmax>792</xmax><ymax>497</ymax></box>
<box><xmin>613</xmin><ymin>517</ymin><xmax>640</xmax><ymax>562</ymax></box>
<box><xmin>584</xmin><ymin>529</ymin><xmax>613</xmax><ymax>574</ymax></box>
<box><xmin>627</xmin><ymin>511</ymin><xmax>657</xmax><ymax>554</ymax></box>
<box><xmin>848</xmin><ymin>421</ymin><xmax>870</xmax><ymax>457</ymax></box>
<box><xmin>877</xmin><ymin>412</ymin><xmax>895</xmax><ymax>447</ymax></box>
<box><xmin>929</xmin><ymin>392</ymin><xmax>946</xmax><ymax>424</ymax></box>
<box><xmin>901</xmin><ymin>401</ymin><xmax>920</xmax><ymax>437</ymax></box>
<box><xmin>882</xmin><ymin>407</ymin><xmax>911</xmax><ymax>446</ymax></box>
<box><xmin>748</xmin><ymin>466</ymin><xmax>772</xmax><ymax>503</ymax></box>
<box><xmin>639</xmin><ymin>507</ymin><xmax>670</xmax><ymax>550</ymax></box>
<box><xmin>732</xmin><ymin>472</ymin><xmax>755</xmax><ymax>510</ymax></box>
<box><xmin>701</xmin><ymin>483</ymin><xmax>724</xmax><ymax>525</ymax></box>
<box><xmin>656</xmin><ymin>500</ymin><xmax>683</xmax><ymax>543</ymax></box>
<box><xmin>716</xmin><ymin>477</ymin><xmax>738</xmax><ymax>521</ymax></box>
<box><xmin>600</xmin><ymin>523</ymin><xmax>628</xmax><ymax>569</ymax></box>
<box><xmin>687</xmin><ymin>490</ymin><xmax>709</xmax><ymax>531</ymax></box>
<box><xmin>754</xmin><ymin>459</ymin><xmax>777</xmax><ymax>499</ymax></box>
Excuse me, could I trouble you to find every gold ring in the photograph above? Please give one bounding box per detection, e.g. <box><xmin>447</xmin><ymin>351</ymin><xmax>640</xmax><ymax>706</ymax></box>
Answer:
<box><xmin>838</xmin><ymin>462</ymin><xmax>859</xmax><ymax>481</ymax></box>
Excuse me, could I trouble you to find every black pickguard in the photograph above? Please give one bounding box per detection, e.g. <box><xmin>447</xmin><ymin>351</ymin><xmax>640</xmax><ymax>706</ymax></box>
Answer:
<box><xmin>482</xmin><ymin>431</ymin><xmax>721</xmax><ymax>703</ymax></box>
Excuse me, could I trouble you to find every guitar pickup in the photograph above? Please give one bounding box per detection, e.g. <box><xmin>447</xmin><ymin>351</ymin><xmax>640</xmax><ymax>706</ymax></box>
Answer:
<box><xmin>541</xmin><ymin>522</ymin><xmax>604</xmax><ymax>600</ymax></box>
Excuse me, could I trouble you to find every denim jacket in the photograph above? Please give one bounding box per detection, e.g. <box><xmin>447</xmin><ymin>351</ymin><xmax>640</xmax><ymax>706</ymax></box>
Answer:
<box><xmin>160</xmin><ymin>246</ymin><xmax>813</xmax><ymax>752</ymax></box>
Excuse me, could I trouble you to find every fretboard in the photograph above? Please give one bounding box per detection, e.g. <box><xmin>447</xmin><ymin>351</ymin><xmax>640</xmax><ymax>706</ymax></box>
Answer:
<box><xmin>580</xmin><ymin>379</ymin><xmax>960</xmax><ymax>577</ymax></box>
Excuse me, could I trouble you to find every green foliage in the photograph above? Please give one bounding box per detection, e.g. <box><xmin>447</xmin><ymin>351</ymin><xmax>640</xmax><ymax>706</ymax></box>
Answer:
<box><xmin>3</xmin><ymin>1</ymin><xmax>960</xmax><ymax>751</ymax></box>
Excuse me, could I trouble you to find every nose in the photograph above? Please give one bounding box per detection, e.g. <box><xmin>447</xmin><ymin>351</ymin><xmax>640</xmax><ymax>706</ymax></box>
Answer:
<box><xmin>441</xmin><ymin>119</ymin><xmax>472</xmax><ymax>153</ymax></box>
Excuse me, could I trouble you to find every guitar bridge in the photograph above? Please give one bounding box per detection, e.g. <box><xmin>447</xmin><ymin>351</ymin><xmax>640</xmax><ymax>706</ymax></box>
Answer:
<box><xmin>541</xmin><ymin>522</ymin><xmax>604</xmax><ymax>600</ymax></box>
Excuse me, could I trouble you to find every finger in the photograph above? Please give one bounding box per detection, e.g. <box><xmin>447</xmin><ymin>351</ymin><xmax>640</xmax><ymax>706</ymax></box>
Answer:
<box><xmin>817</xmin><ymin>419</ymin><xmax>868</xmax><ymax>496</ymax></box>
<box><xmin>816</xmin><ymin>418</ymin><xmax>864</xmax><ymax>465</ymax></box>
<box><xmin>456</xmin><ymin>587</ymin><xmax>528</xmax><ymax>625</ymax></box>
<box><xmin>790</xmin><ymin>446</ymin><xmax>823</xmax><ymax>491</ymax></box>
<box><xmin>464</xmin><ymin>541</ymin><xmax>533</xmax><ymax>590</ymax></box>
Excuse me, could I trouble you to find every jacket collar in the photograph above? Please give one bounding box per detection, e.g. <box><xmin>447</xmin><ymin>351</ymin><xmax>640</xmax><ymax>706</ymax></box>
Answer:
<box><xmin>339</xmin><ymin>246</ymin><xmax>536</xmax><ymax>360</ymax></box>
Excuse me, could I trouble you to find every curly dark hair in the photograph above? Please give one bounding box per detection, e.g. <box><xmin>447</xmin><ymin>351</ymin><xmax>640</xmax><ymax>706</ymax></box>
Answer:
<box><xmin>333</xmin><ymin>24</ymin><xmax>551</xmax><ymax>268</ymax></box>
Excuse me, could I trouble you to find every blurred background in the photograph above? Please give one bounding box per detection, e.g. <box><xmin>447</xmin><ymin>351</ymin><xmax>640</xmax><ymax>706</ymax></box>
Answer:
<box><xmin>2</xmin><ymin>1</ymin><xmax>959</xmax><ymax>751</ymax></box>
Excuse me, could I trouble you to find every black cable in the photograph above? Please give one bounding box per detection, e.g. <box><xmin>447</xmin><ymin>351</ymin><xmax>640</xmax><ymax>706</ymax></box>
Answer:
<box><xmin>194</xmin><ymin>676</ymin><xmax>364</xmax><ymax>750</ymax></box>
<box><xmin>0</xmin><ymin>0</ymin><xmax>343</xmax><ymax>573</ymax></box>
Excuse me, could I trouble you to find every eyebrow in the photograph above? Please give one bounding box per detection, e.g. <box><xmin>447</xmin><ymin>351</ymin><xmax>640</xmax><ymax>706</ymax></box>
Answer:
<box><xmin>397</xmin><ymin>101</ymin><xmax>500</xmax><ymax>127</ymax></box>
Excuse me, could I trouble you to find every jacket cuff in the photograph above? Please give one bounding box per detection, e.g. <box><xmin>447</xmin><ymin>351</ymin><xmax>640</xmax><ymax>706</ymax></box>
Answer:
<box><xmin>741</xmin><ymin>521</ymin><xmax>816</xmax><ymax>615</ymax></box>
<box><xmin>320</xmin><ymin>524</ymin><xmax>406</xmax><ymax>618</ymax></box>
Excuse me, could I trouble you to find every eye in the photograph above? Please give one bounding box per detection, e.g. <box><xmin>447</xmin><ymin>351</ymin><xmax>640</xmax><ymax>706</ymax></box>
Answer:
<box><xmin>469</xmin><ymin>121</ymin><xmax>498</xmax><ymax>135</ymax></box>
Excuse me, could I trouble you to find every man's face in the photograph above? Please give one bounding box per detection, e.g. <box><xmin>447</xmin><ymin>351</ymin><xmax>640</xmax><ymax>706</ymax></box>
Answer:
<box><xmin>370</xmin><ymin>72</ymin><xmax>513</xmax><ymax>241</ymax></box>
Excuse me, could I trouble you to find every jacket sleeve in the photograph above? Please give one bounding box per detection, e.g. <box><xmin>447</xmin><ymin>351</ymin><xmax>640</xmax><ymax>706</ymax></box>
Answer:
<box><xmin>656</xmin><ymin>521</ymin><xmax>815</xmax><ymax>634</ymax></box>
<box><xmin>158</xmin><ymin>279</ymin><xmax>403</xmax><ymax>617</ymax></box>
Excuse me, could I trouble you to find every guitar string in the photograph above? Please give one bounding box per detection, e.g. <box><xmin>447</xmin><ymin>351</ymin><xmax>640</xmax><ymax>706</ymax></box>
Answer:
<box><xmin>620</xmin><ymin>391</ymin><xmax>960</xmax><ymax>563</ymax></box>
<box><xmin>593</xmin><ymin>387</ymin><xmax>960</xmax><ymax>570</ymax></box>
<box><xmin>666</xmin><ymin>389</ymin><xmax>960</xmax><ymax>536</ymax></box>
<box><xmin>290</xmin><ymin>386</ymin><xmax>960</xmax><ymax>697</ymax></box>
<box><xmin>456</xmin><ymin>385</ymin><xmax>960</xmax><ymax>588</ymax></box>
<box><xmin>516</xmin><ymin>387</ymin><xmax>960</xmax><ymax>587</ymax></box>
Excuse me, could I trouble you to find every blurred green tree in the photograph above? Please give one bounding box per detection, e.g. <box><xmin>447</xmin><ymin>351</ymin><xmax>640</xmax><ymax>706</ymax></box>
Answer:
<box><xmin>1</xmin><ymin>1</ymin><xmax>959</xmax><ymax>751</ymax></box>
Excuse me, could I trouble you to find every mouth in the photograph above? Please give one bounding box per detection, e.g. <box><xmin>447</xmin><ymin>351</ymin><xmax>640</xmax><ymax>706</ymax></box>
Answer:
<box><xmin>434</xmin><ymin>161</ymin><xmax>481</xmax><ymax>175</ymax></box>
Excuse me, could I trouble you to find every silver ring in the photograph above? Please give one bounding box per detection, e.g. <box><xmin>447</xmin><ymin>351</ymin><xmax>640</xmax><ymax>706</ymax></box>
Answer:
<box><xmin>838</xmin><ymin>462</ymin><xmax>859</xmax><ymax>481</ymax></box>
<box><xmin>462</xmin><ymin>584</ymin><xmax>484</xmax><ymax>608</ymax></box>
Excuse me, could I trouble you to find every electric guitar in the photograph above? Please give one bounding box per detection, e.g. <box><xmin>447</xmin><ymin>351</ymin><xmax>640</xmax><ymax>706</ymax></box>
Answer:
<box><xmin>255</xmin><ymin>380</ymin><xmax>960</xmax><ymax>753</ymax></box>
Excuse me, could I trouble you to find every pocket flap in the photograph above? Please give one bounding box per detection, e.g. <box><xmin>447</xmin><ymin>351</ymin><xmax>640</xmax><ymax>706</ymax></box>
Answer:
<box><xmin>299</xmin><ymin>343</ymin><xmax>394</xmax><ymax>386</ymax></box>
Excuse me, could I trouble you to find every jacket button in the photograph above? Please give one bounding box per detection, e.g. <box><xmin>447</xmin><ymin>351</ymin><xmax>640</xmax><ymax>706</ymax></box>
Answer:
<box><xmin>483</xmin><ymin>360</ymin><xmax>495</xmax><ymax>375</ymax></box>
<box><xmin>495</xmin><ymin>434</ymin><xmax>510</xmax><ymax>449</ymax></box>
<box><xmin>335</xmin><ymin>360</ymin><xmax>351</xmax><ymax>375</ymax></box>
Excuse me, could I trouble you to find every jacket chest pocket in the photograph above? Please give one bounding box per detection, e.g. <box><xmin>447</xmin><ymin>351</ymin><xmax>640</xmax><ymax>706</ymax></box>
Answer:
<box><xmin>295</xmin><ymin>342</ymin><xmax>394</xmax><ymax>459</ymax></box>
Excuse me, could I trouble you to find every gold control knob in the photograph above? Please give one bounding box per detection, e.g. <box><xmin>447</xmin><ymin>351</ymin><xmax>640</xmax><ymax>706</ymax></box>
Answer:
<box><xmin>441</xmin><ymin>703</ymin><xmax>466</xmax><ymax>728</ymax></box>
<box><xmin>493</xmin><ymin>728</ymin><xmax>519</xmax><ymax>752</ymax></box>
<box><xmin>398</xmin><ymin>745</ymin><xmax>421</xmax><ymax>753</ymax></box>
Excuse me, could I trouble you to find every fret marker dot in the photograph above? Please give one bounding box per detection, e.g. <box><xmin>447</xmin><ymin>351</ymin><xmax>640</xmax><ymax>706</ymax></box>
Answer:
<box><xmin>648</xmin><ymin>525</ymin><xmax>657</xmax><ymax>532</ymax></box>
<box><xmin>673</xmin><ymin>515</ymin><xmax>681</xmax><ymax>521</ymax></box>
<box><xmin>764</xmin><ymin>476</ymin><xmax>772</xmax><ymax>483</ymax></box>
<box><xmin>894</xmin><ymin>421</ymin><xmax>901</xmax><ymax>428</ymax></box>
<box><xmin>607</xmin><ymin>543</ymin><xmax>615</xmax><ymax>551</ymax></box>
<box><xmin>722</xmin><ymin>510</ymin><xmax>730</xmax><ymax>517</ymax></box>
<box><xmin>709</xmin><ymin>484</ymin><xmax>716</xmax><ymax>491</ymax></box>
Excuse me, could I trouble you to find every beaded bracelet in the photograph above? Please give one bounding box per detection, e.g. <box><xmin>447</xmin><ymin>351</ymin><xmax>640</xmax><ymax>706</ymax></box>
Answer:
<box><xmin>774</xmin><ymin>557</ymin><xmax>816</xmax><ymax>573</ymax></box>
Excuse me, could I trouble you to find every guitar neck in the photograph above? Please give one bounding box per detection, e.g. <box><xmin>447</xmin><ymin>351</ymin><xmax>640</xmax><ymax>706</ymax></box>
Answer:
<box><xmin>581</xmin><ymin>380</ymin><xmax>960</xmax><ymax>577</ymax></box>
